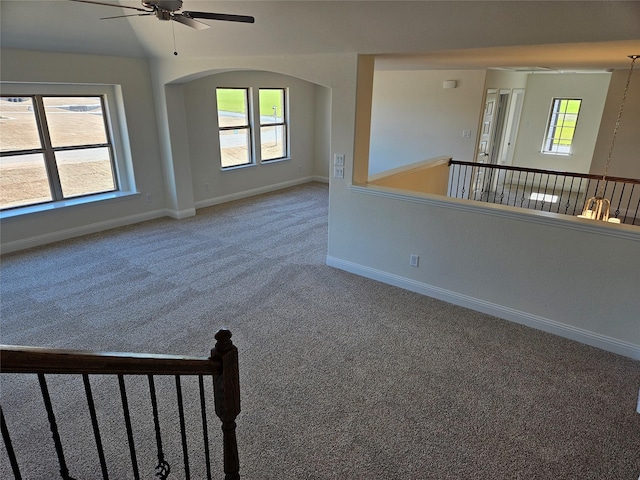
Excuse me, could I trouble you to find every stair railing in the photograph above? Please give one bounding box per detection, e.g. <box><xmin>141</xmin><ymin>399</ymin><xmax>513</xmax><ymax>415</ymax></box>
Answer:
<box><xmin>448</xmin><ymin>159</ymin><xmax>640</xmax><ymax>225</ymax></box>
<box><xmin>0</xmin><ymin>329</ymin><xmax>241</xmax><ymax>480</ymax></box>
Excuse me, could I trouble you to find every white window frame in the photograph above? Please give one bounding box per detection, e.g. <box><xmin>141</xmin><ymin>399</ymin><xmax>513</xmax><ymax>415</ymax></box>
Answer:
<box><xmin>0</xmin><ymin>82</ymin><xmax>135</xmax><ymax>216</ymax></box>
<box><xmin>258</xmin><ymin>88</ymin><xmax>288</xmax><ymax>163</ymax></box>
<box><xmin>542</xmin><ymin>97</ymin><xmax>582</xmax><ymax>156</ymax></box>
<box><xmin>216</xmin><ymin>87</ymin><xmax>254</xmax><ymax>169</ymax></box>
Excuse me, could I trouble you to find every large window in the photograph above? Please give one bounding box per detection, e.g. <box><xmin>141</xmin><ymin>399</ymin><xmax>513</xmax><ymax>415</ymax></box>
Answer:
<box><xmin>216</xmin><ymin>88</ymin><xmax>252</xmax><ymax>168</ymax></box>
<box><xmin>215</xmin><ymin>87</ymin><xmax>289</xmax><ymax>169</ymax></box>
<box><xmin>542</xmin><ymin>98</ymin><xmax>582</xmax><ymax>155</ymax></box>
<box><xmin>259</xmin><ymin>88</ymin><xmax>287</xmax><ymax>161</ymax></box>
<box><xmin>0</xmin><ymin>95</ymin><xmax>117</xmax><ymax>210</ymax></box>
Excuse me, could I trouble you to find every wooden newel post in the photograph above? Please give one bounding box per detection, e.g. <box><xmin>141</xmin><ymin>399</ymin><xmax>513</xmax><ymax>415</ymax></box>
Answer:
<box><xmin>211</xmin><ymin>329</ymin><xmax>241</xmax><ymax>480</ymax></box>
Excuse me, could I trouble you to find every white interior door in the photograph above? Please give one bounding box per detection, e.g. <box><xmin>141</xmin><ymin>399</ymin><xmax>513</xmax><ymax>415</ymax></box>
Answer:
<box><xmin>499</xmin><ymin>88</ymin><xmax>525</xmax><ymax>167</ymax></box>
<box><xmin>473</xmin><ymin>90</ymin><xmax>497</xmax><ymax>197</ymax></box>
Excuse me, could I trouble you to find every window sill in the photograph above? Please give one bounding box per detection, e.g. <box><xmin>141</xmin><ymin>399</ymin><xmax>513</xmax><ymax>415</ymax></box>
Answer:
<box><xmin>261</xmin><ymin>157</ymin><xmax>291</xmax><ymax>165</ymax></box>
<box><xmin>541</xmin><ymin>151</ymin><xmax>572</xmax><ymax>157</ymax></box>
<box><xmin>0</xmin><ymin>191</ymin><xmax>140</xmax><ymax>221</ymax></box>
<box><xmin>221</xmin><ymin>163</ymin><xmax>257</xmax><ymax>172</ymax></box>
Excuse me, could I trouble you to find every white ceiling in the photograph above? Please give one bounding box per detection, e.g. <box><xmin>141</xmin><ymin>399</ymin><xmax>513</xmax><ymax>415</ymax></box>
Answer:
<box><xmin>1</xmin><ymin>1</ymin><xmax>640</xmax><ymax>70</ymax></box>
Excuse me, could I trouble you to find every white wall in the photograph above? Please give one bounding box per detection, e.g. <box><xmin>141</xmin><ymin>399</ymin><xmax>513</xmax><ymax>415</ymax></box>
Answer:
<box><xmin>314</xmin><ymin>86</ymin><xmax>332</xmax><ymax>181</ymax></box>
<box><xmin>331</xmin><ymin>56</ymin><xmax>640</xmax><ymax>360</ymax></box>
<box><xmin>484</xmin><ymin>70</ymin><xmax>529</xmax><ymax>91</ymax></box>
<box><xmin>0</xmin><ymin>49</ymin><xmax>167</xmax><ymax>251</ymax></box>
<box><xmin>183</xmin><ymin>70</ymin><xmax>320</xmax><ymax>205</ymax></box>
<box><xmin>512</xmin><ymin>73</ymin><xmax>611</xmax><ymax>173</ymax></box>
<box><xmin>328</xmin><ymin>187</ymin><xmax>640</xmax><ymax>359</ymax></box>
<box><xmin>2</xmin><ymin>45</ymin><xmax>637</xmax><ymax>361</ymax></box>
<box><xmin>368</xmin><ymin>70</ymin><xmax>486</xmax><ymax>175</ymax></box>
<box><xmin>0</xmin><ymin>51</ymin><xmax>332</xmax><ymax>250</ymax></box>
<box><xmin>590</xmin><ymin>70</ymin><xmax>640</xmax><ymax>179</ymax></box>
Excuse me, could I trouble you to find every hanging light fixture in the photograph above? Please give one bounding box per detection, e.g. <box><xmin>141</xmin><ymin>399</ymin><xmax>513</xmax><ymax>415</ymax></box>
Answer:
<box><xmin>578</xmin><ymin>54</ymin><xmax>639</xmax><ymax>223</ymax></box>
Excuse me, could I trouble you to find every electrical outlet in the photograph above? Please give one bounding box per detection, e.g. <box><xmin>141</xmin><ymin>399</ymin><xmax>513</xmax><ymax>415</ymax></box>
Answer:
<box><xmin>334</xmin><ymin>154</ymin><xmax>345</xmax><ymax>166</ymax></box>
<box><xmin>205</xmin><ymin>183</ymin><xmax>209</xmax><ymax>191</ymax></box>
<box><xmin>409</xmin><ymin>254</ymin><xmax>419</xmax><ymax>267</ymax></box>
<box><xmin>334</xmin><ymin>166</ymin><xmax>344</xmax><ymax>178</ymax></box>
<box><xmin>462</xmin><ymin>130</ymin><xmax>471</xmax><ymax>138</ymax></box>
<box><xmin>146</xmin><ymin>194</ymin><xmax>152</xmax><ymax>202</ymax></box>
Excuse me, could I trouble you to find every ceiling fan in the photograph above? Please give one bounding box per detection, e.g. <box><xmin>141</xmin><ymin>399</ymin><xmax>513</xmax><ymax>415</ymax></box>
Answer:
<box><xmin>69</xmin><ymin>0</ymin><xmax>255</xmax><ymax>30</ymax></box>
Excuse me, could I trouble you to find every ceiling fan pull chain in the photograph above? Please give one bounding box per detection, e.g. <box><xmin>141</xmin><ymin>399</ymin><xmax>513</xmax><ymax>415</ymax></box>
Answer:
<box><xmin>172</xmin><ymin>19</ymin><xmax>178</xmax><ymax>56</ymax></box>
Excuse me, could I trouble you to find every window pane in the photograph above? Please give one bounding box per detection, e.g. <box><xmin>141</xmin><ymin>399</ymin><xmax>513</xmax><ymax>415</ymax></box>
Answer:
<box><xmin>219</xmin><ymin>128</ymin><xmax>251</xmax><ymax>168</ymax></box>
<box><xmin>216</xmin><ymin>89</ymin><xmax>249</xmax><ymax>128</ymax></box>
<box><xmin>261</xmin><ymin>125</ymin><xmax>286</xmax><ymax>161</ymax></box>
<box><xmin>259</xmin><ymin>89</ymin><xmax>284</xmax><ymax>125</ymax></box>
<box><xmin>0</xmin><ymin>153</ymin><xmax>52</xmax><ymax>208</ymax></box>
<box><xmin>56</xmin><ymin>147</ymin><xmax>116</xmax><ymax>198</ymax></box>
<box><xmin>0</xmin><ymin>97</ymin><xmax>42</xmax><ymax>152</ymax></box>
<box><xmin>543</xmin><ymin>98</ymin><xmax>581</xmax><ymax>154</ymax></box>
<box><xmin>43</xmin><ymin>97</ymin><xmax>107</xmax><ymax>147</ymax></box>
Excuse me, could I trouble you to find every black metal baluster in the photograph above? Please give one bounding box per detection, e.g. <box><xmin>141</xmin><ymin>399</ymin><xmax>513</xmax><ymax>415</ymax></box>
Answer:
<box><xmin>175</xmin><ymin>376</ymin><xmax>190</xmax><ymax>479</ymax></box>
<box><xmin>82</xmin><ymin>374</ymin><xmax>109</xmax><ymax>479</ymax></box>
<box><xmin>572</xmin><ymin>177</ymin><xmax>585</xmax><ymax>215</ymax></box>
<box><xmin>461</xmin><ymin>165</ymin><xmax>468</xmax><ymax>199</ymax></box>
<box><xmin>118</xmin><ymin>374</ymin><xmax>140</xmax><ymax>480</ymax></box>
<box><xmin>484</xmin><ymin>167</ymin><xmax>492</xmax><ymax>202</ymax></box>
<box><xmin>549</xmin><ymin>174</ymin><xmax>559</xmax><ymax>212</ymax></box>
<box><xmin>199</xmin><ymin>375</ymin><xmax>213</xmax><ymax>480</ymax></box>
<box><xmin>521</xmin><ymin>172</ymin><xmax>529</xmax><ymax>207</ymax></box>
<box><xmin>612</xmin><ymin>182</ymin><xmax>623</xmax><ymax>219</ymax></box>
<box><xmin>527</xmin><ymin>173</ymin><xmax>535</xmax><ymax>208</ymax></box>
<box><xmin>38</xmin><ymin>374</ymin><xmax>75</xmax><ymax>480</ymax></box>
<box><xmin>148</xmin><ymin>375</ymin><xmax>170</xmax><ymax>480</ymax></box>
<box><xmin>498</xmin><ymin>167</ymin><xmax>506</xmax><ymax>204</ymax></box>
<box><xmin>633</xmin><ymin>188</ymin><xmax>640</xmax><ymax>225</ymax></box>
<box><xmin>1</xmin><ymin>406</ymin><xmax>22</xmax><ymax>480</ymax></box>
<box><xmin>513</xmin><ymin>171</ymin><xmax>522</xmax><ymax>208</ymax></box>
<box><xmin>448</xmin><ymin>164</ymin><xmax>455</xmax><ymax>197</ymax></box>
<box><xmin>623</xmin><ymin>184</ymin><xmax>636</xmax><ymax>224</ymax></box>
<box><xmin>591</xmin><ymin>178</ymin><xmax>599</xmax><ymax>200</ymax></box>
<box><xmin>538</xmin><ymin>173</ymin><xmax>549</xmax><ymax>210</ymax></box>
<box><xmin>560</xmin><ymin>175</ymin><xmax>569</xmax><ymax>213</ymax></box>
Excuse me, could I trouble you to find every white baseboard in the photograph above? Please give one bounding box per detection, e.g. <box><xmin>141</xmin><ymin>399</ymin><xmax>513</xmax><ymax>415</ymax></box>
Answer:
<box><xmin>2</xmin><ymin>178</ymin><xmax>329</xmax><ymax>254</ymax></box>
<box><xmin>194</xmin><ymin>177</ymin><xmax>321</xmax><ymax>210</ymax></box>
<box><xmin>166</xmin><ymin>207</ymin><xmax>196</xmax><ymax>219</ymax></box>
<box><xmin>1</xmin><ymin>210</ymin><xmax>166</xmax><ymax>254</ymax></box>
<box><xmin>326</xmin><ymin>255</ymin><xmax>640</xmax><ymax>360</ymax></box>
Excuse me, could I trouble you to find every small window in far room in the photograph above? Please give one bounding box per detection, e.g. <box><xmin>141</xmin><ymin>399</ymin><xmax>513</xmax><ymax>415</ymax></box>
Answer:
<box><xmin>216</xmin><ymin>88</ymin><xmax>252</xmax><ymax>168</ymax></box>
<box><xmin>542</xmin><ymin>98</ymin><xmax>582</xmax><ymax>155</ymax></box>
<box><xmin>259</xmin><ymin>88</ymin><xmax>287</xmax><ymax>161</ymax></box>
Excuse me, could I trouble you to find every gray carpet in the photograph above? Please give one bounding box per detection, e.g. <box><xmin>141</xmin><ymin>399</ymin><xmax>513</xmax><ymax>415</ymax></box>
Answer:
<box><xmin>1</xmin><ymin>181</ymin><xmax>639</xmax><ymax>479</ymax></box>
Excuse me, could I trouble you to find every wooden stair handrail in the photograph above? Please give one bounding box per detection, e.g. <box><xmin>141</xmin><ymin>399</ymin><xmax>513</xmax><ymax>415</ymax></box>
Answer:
<box><xmin>0</xmin><ymin>344</ymin><xmax>221</xmax><ymax>375</ymax></box>
<box><xmin>1</xmin><ymin>329</ymin><xmax>242</xmax><ymax>479</ymax></box>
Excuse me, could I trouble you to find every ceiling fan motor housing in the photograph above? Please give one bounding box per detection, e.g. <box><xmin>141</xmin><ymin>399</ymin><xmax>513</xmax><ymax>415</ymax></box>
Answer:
<box><xmin>156</xmin><ymin>10</ymin><xmax>171</xmax><ymax>21</ymax></box>
<box><xmin>143</xmin><ymin>0</ymin><xmax>183</xmax><ymax>13</ymax></box>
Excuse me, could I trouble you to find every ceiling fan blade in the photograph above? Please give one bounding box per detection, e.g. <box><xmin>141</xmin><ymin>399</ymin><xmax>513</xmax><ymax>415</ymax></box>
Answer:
<box><xmin>100</xmin><ymin>13</ymin><xmax>154</xmax><ymax>20</ymax></box>
<box><xmin>172</xmin><ymin>14</ymin><xmax>210</xmax><ymax>30</ymax></box>
<box><xmin>68</xmin><ymin>0</ymin><xmax>150</xmax><ymax>13</ymax></box>
<box><xmin>182</xmin><ymin>11</ymin><xmax>255</xmax><ymax>24</ymax></box>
